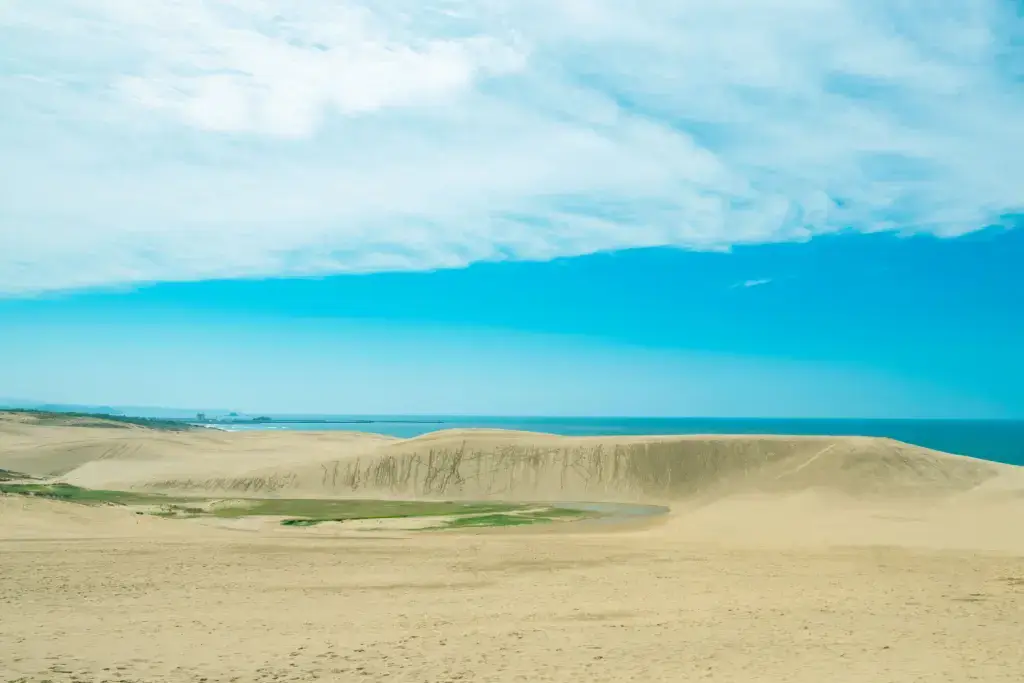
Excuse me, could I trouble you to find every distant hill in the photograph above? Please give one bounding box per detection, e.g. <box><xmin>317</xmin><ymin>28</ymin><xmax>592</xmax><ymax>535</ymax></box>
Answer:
<box><xmin>0</xmin><ymin>409</ymin><xmax>194</xmax><ymax>432</ymax></box>
<box><xmin>0</xmin><ymin>400</ymin><xmax>125</xmax><ymax>415</ymax></box>
<box><xmin>0</xmin><ymin>399</ymin><xmax>237</xmax><ymax>419</ymax></box>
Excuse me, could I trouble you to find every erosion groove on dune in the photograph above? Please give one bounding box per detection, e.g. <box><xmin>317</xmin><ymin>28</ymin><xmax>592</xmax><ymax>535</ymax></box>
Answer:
<box><xmin>137</xmin><ymin>437</ymin><xmax>1000</xmax><ymax>503</ymax></box>
<box><xmin>2</xmin><ymin>412</ymin><xmax>1007</xmax><ymax>505</ymax></box>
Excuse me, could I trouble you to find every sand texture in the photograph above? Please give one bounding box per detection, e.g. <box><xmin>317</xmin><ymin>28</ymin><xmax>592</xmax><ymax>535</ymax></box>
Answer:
<box><xmin>2</xmin><ymin>412</ymin><xmax>1024</xmax><ymax>682</ymax></box>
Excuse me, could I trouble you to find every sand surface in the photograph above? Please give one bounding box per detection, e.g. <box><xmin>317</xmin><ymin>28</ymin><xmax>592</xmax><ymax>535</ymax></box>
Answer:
<box><xmin>2</xmin><ymin>412</ymin><xmax>1023</xmax><ymax>682</ymax></box>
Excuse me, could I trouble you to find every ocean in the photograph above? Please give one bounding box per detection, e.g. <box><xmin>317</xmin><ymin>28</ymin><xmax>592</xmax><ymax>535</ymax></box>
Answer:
<box><xmin>214</xmin><ymin>416</ymin><xmax>1024</xmax><ymax>466</ymax></box>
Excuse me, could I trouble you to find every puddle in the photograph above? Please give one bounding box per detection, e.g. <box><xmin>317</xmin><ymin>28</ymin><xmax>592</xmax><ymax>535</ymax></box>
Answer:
<box><xmin>551</xmin><ymin>501</ymin><xmax>670</xmax><ymax>524</ymax></box>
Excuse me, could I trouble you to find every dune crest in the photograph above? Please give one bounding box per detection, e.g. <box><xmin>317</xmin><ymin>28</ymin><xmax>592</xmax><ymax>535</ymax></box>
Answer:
<box><xmin>2</xmin><ymin>414</ymin><xmax>1016</xmax><ymax>507</ymax></box>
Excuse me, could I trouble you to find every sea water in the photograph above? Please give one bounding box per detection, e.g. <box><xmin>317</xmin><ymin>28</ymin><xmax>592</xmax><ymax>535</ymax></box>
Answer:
<box><xmin>216</xmin><ymin>416</ymin><xmax>1024</xmax><ymax>466</ymax></box>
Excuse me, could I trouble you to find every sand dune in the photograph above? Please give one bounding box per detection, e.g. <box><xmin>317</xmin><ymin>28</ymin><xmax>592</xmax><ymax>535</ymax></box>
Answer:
<box><xmin>4</xmin><ymin>413</ymin><xmax>1023</xmax><ymax>553</ymax></box>
<box><xmin>5</xmin><ymin>420</ymin><xmax>1009</xmax><ymax>505</ymax></box>
<box><xmin>0</xmin><ymin>415</ymin><xmax>393</xmax><ymax>482</ymax></box>
<box><xmin>4</xmin><ymin>412</ymin><xmax>1024</xmax><ymax>682</ymax></box>
<box><xmin>0</xmin><ymin>494</ymin><xmax>206</xmax><ymax>540</ymax></box>
<box><xmin>3</xmin><ymin>412</ymin><xmax>1022</xmax><ymax>531</ymax></box>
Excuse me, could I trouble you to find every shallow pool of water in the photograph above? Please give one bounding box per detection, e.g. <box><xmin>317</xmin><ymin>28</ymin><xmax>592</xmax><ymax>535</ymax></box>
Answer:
<box><xmin>554</xmin><ymin>501</ymin><xmax>670</xmax><ymax>523</ymax></box>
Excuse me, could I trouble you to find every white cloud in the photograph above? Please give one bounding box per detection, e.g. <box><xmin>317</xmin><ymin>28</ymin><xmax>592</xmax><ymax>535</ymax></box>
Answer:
<box><xmin>738</xmin><ymin>279</ymin><xmax>773</xmax><ymax>289</ymax></box>
<box><xmin>0</xmin><ymin>0</ymin><xmax>1021</xmax><ymax>294</ymax></box>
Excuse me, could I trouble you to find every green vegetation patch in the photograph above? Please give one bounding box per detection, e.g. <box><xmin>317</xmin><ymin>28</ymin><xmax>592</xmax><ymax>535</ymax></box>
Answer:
<box><xmin>279</xmin><ymin>518</ymin><xmax>342</xmax><ymax>527</ymax></box>
<box><xmin>440</xmin><ymin>507</ymin><xmax>590</xmax><ymax>529</ymax></box>
<box><xmin>151</xmin><ymin>505</ymin><xmax>207</xmax><ymax>518</ymax></box>
<box><xmin>0</xmin><ymin>482</ymin><xmax>183</xmax><ymax>505</ymax></box>
<box><xmin>1</xmin><ymin>479</ymin><xmax>596</xmax><ymax>530</ymax></box>
<box><xmin>209</xmin><ymin>498</ymin><xmax>519</xmax><ymax>521</ymax></box>
<box><xmin>3</xmin><ymin>409</ymin><xmax>194</xmax><ymax>431</ymax></box>
<box><xmin>0</xmin><ymin>469</ymin><xmax>34</xmax><ymax>482</ymax></box>
<box><xmin>443</xmin><ymin>513</ymin><xmax>540</xmax><ymax>528</ymax></box>
<box><xmin>281</xmin><ymin>505</ymin><xmax>592</xmax><ymax>529</ymax></box>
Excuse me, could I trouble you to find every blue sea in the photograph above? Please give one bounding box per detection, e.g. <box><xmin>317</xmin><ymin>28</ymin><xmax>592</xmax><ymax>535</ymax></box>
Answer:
<box><xmin>214</xmin><ymin>416</ymin><xmax>1024</xmax><ymax>466</ymax></box>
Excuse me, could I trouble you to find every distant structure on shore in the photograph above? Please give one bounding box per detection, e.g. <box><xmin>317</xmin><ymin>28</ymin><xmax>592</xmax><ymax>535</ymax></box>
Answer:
<box><xmin>189</xmin><ymin>413</ymin><xmax>442</xmax><ymax>427</ymax></box>
<box><xmin>194</xmin><ymin>412</ymin><xmax>272</xmax><ymax>425</ymax></box>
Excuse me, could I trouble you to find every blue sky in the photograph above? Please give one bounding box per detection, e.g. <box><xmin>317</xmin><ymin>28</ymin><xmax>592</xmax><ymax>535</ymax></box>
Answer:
<box><xmin>1</xmin><ymin>1</ymin><xmax>1022</xmax><ymax>417</ymax></box>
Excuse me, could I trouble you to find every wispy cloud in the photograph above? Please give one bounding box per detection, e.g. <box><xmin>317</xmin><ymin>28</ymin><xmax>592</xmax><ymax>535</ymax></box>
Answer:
<box><xmin>737</xmin><ymin>279</ymin><xmax>773</xmax><ymax>289</ymax></box>
<box><xmin>1</xmin><ymin>0</ymin><xmax>1021</xmax><ymax>294</ymax></box>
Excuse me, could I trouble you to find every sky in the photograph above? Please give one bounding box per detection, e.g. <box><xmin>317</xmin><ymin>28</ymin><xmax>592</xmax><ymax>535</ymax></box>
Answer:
<box><xmin>1</xmin><ymin>1</ymin><xmax>1022</xmax><ymax>417</ymax></box>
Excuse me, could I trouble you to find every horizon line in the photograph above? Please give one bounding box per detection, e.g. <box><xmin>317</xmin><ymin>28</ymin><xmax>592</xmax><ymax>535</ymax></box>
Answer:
<box><xmin>2</xmin><ymin>406</ymin><xmax>1020</xmax><ymax>423</ymax></box>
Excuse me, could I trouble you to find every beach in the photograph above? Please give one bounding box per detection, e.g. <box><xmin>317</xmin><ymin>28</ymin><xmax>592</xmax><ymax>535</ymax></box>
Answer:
<box><xmin>2</xmin><ymin>411</ymin><xmax>1023</xmax><ymax>682</ymax></box>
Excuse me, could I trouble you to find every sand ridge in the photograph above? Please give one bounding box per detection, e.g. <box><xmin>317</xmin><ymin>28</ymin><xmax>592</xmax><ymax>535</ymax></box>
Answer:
<box><xmin>3</xmin><ymin>412</ymin><xmax>1024</xmax><ymax>682</ymax></box>
<box><xmin>17</xmin><ymin>424</ymin><xmax>1011</xmax><ymax>505</ymax></box>
<box><xmin>2</xmin><ymin>414</ymin><xmax>1023</xmax><ymax>553</ymax></box>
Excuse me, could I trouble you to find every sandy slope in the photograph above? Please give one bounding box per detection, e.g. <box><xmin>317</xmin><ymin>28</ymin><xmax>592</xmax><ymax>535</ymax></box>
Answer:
<box><xmin>2</xmin><ymin>413</ymin><xmax>1024</xmax><ymax>682</ymax></box>
<box><xmin>0</xmin><ymin>414</ymin><xmax>394</xmax><ymax>482</ymax></box>
<box><xmin>0</xmin><ymin>494</ymin><xmax>208</xmax><ymax>540</ymax></box>
<box><xmin>4</xmin><ymin>417</ymin><xmax>1008</xmax><ymax>502</ymax></box>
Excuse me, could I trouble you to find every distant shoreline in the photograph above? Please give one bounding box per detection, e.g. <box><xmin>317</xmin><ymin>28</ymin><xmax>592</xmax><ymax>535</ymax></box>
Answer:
<box><xmin>2</xmin><ymin>409</ymin><xmax>1022</xmax><ymax>466</ymax></box>
<box><xmin>190</xmin><ymin>419</ymin><xmax>448</xmax><ymax>426</ymax></box>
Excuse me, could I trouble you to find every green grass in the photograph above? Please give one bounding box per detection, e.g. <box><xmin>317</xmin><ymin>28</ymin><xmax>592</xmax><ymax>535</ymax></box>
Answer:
<box><xmin>0</xmin><ymin>468</ymin><xmax>34</xmax><ymax>482</ymax></box>
<box><xmin>151</xmin><ymin>505</ymin><xmax>207</xmax><ymax>518</ymax></box>
<box><xmin>0</xmin><ymin>482</ymin><xmax>181</xmax><ymax>505</ymax></box>
<box><xmin>440</xmin><ymin>507</ymin><xmax>592</xmax><ymax>529</ymax></box>
<box><xmin>281</xmin><ymin>505</ymin><xmax>592</xmax><ymax>529</ymax></box>
<box><xmin>2</xmin><ymin>409</ymin><xmax>194</xmax><ymax>431</ymax></box>
<box><xmin>279</xmin><ymin>518</ymin><xmax>344</xmax><ymax>527</ymax></box>
<box><xmin>443</xmin><ymin>513</ymin><xmax>540</xmax><ymax>528</ymax></box>
<box><xmin>208</xmin><ymin>498</ymin><xmax>520</xmax><ymax>520</ymax></box>
<box><xmin>0</xmin><ymin>484</ymin><xmax>518</xmax><ymax>521</ymax></box>
<box><xmin>1</xmin><ymin>480</ymin><xmax>593</xmax><ymax>530</ymax></box>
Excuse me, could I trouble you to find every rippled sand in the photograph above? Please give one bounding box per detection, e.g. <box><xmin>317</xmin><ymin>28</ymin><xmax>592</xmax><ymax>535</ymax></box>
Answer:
<box><xmin>2</xmin><ymin>412</ymin><xmax>1023</xmax><ymax>682</ymax></box>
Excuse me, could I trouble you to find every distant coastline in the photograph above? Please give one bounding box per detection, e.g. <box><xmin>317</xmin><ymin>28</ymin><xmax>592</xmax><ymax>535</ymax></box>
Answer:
<box><xmin>190</xmin><ymin>417</ymin><xmax>448</xmax><ymax>427</ymax></box>
<box><xmin>0</xmin><ymin>409</ymin><xmax>447</xmax><ymax>431</ymax></box>
<box><xmin>2</xmin><ymin>408</ymin><xmax>1021</xmax><ymax>466</ymax></box>
<box><xmin>198</xmin><ymin>415</ymin><xmax>1024</xmax><ymax>466</ymax></box>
